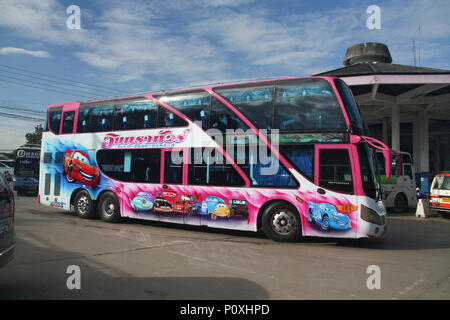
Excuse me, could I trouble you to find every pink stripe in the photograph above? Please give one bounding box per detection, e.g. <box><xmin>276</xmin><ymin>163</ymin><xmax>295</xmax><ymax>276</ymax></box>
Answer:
<box><xmin>327</xmin><ymin>79</ymin><xmax>352</xmax><ymax>131</ymax></box>
<box><xmin>160</xmin><ymin>151</ymin><xmax>165</xmax><ymax>184</ymax></box>
<box><xmin>183</xmin><ymin>148</ymin><xmax>188</xmax><ymax>185</ymax></box>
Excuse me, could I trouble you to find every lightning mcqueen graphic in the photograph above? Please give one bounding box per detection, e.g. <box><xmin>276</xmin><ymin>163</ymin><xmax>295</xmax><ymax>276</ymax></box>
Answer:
<box><xmin>63</xmin><ymin>150</ymin><xmax>100</xmax><ymax>188</ymax></box>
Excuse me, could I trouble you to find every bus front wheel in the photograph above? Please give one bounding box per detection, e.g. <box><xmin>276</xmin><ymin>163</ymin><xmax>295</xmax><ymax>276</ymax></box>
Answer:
<box><xmin>98</xmin><ymin>192</ymin><xmax>121</xmax><ymax>223</ymax></box>
<box><xmin>261</xmin><ymin>202</ymin><xmax>302</xmax><ymax>242</ymax></box>
<box><xmin>74</xmin><ymin>190</ymin><xmax>96</xmax><ymax>219</ymax></box>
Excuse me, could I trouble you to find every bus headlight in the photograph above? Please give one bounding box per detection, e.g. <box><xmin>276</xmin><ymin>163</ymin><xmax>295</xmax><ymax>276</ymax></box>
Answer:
<box><xmin>361</xmin><ymin>205</ymin><xmax>382</xmax><ymax>225</ymax></box>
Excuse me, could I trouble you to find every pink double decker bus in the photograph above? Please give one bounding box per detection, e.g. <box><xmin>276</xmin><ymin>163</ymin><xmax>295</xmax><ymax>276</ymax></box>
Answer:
<box><xmin>39</xmin><ymin>77</ymin><xmax>392</xmax><ymax>241</ymax></box>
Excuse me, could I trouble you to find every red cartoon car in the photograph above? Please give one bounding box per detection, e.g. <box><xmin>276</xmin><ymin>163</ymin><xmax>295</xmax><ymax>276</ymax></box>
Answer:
<box><xmin>63</xmin><ymin>150</ymin><xmax>100</xmax><ymax>188</ymax></box>
<box><xmin>160</xmin><ymin>191</ymin><xmax>178</xmax><ymax>204</ymax></box>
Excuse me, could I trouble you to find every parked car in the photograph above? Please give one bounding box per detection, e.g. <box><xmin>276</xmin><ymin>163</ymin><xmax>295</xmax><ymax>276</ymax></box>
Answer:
<box><xmin>429</xmin><ymin>172</ymin><xmax>450</xmax><ymax>217</ymax></box>
<box><xmin>211</xmin><ymin>203</ymin><xmax>231</xmax><ymax>220</ymax></box>
<box><xmin>130</xmin><ymin>192</ymin><xmax>155</xmax><ymax>212</ymax></box>
<box><xmin>308</xmin><ymin>202</ymin><xmax>351</xmax><ymax>231</ymax></box>
<box><xmin>201</xmin><ymin>196</ymin><xmax>225</xmax><ymax>215</ymax></box>
<box><xmin>0</xmin><ymin>173</ymin><xmax>15</xmax><ymax>268</ymax></box>
<box><xmin>0</xmin><ymin>162</ymin><xmax>14</xmax><ymax>176</ymax></box>
<box><xmin>63</xmin><ymin>150</ymin><xmax>100</xmax><ymax>188</ymax></box>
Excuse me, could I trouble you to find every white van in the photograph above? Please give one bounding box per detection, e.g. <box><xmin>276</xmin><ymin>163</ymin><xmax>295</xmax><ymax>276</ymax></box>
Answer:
<box><xmin>430</xmin><ymin>173</ymin><xmax>450</xmax><ymax>217</ymax></box>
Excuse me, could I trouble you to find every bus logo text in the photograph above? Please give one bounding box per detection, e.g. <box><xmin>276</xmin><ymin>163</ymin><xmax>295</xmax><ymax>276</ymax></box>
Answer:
<box><xmin>102</xmin><ymin>129</ymin><xmax>191</xmax><ymax>149</ymax></box>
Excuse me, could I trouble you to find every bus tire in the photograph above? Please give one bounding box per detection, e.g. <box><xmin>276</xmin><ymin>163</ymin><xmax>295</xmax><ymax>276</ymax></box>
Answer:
<box><xmin>74</xmin><ymin>190</ymin><xmax>96</xmax><ymax>219</ymax></box>
<box><xmin>98</xmin><ymin>191</ymin><xmax>121</xmax><ymax>223</ymax></box>
<box><xmin>261</xmin><ymin>201</ymin><xmax>302</xmax><ymax>242</ymax></box>
<box><xmin>393</xmin><ymin>193</ymin><xmax>408</xmax><ymax>213</ymax></box>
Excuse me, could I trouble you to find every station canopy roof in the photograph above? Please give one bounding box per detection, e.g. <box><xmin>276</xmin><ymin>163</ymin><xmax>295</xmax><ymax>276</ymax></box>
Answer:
<box><xmin>315</xmin><ymin>42</ymin><xmax>450</xmax><ymax>124</ymax></box>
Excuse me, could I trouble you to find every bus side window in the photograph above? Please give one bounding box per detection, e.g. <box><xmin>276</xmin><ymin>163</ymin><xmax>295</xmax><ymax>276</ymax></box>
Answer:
<box><xmin>279</xmin><ymin>145</ymin><xmax>314</xmax><ymax>181</ymax></box>
<box><xmin>157</xmin><ymin>107</ymin><xmax>187</xmax><ymax>128</ymax></box>
<box><xmin>275</xmin><ymin>80</ymin><xmax>347</xmax><ymax>131</ymax></box>
<box><xmin>215</xmin><ymin>86</ymin><xmax>273</xmax><ymax>130</ymax></box>
<box><xmin>78</xmin><ymin>104</ymin><xmax>114</xmax><ymax>133</ymax></box>
<box><xmin>160</xmin><ymin>93</ymin><xmax>210</xmax><ymax>130</ymax></box>
<box><xmin>164</xmin><ymin>150</ymin><xmax>183</xmax><ymax>184</ymax></box>
<box><xmin>188</xmin><ymin>148</ymin><xmax>245</xmax><ymax>187</ymax></box>
<box><xmin>115</xmin><ymin>100</ymin><xmax>158</xmax><ymax>131</ymax></box>
<box><xmin>61</xmin><ymin>111</ymin><xmax>75</xmax><ymax>134</ymax></box>
<box><xmin>210</xmin><ymin>98</ymin><xmax>249</xmax><ymax>133</ymax></box>
<box><xmin>318</xmin><ymin>149</ymin><xmax>353</xmax><ymax>194</ymax></box>
<box><xmin>48</xmin><ymin>107</ymin><xmax>62</xmax><ymax>134</ymax></box>
<box><xmin>232</xmin><ymin>145</ymin><xmax>297</xmax><ymax>188</ymax></box>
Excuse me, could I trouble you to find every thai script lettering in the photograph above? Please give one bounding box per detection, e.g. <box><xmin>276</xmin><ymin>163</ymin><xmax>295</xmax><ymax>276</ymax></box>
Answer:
<box><xmin>102</xmin><ymin>129</ymin><xmax>191</xmax><ymax>149</ymax></box>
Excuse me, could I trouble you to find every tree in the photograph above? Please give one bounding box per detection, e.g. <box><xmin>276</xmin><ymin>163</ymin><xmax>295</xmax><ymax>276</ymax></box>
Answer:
<box><xmin>25</xmin><ymin>124</ymin><xmax>43</xmax><ymax>145</ymax></box>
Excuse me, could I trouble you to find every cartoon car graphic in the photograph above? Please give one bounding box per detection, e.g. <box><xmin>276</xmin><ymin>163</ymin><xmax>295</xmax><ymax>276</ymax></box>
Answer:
<box><xmin>173</xmin><ymin>194</ymin><xmax>195</xmax><ymax>214</ymax></box>
<box><xmin>201</xmin><ymin>196</ymin><xmax>225</xmax><ymax>215</ymax></box>
<box><xmin>154</xmin><ymin>196</ymin><xmax>173</xmax><ymax>213</ymax></box>
<box><xmin>63</xmin><ymin>149</ymin><xmax>100</xmax><ymax>188</ymax></box>
<box><xmin>130</xmin><ymin>192</ymin><xmax>155</xmax><ymax>212</ymax></box>
<box><xmin>211</xmin><ymin>203</ymin><xmax>231</xmax><ymax>220</ymax></box>
<box><xmin>308</xmin><ymin>202</ymin><xmax>351</xmax><ymax>231</ymax></box>
<box><xmin>160</xmin><ymin>191</ymin><xmax>178</xmax><ymax>204</ymax></box>
<box><xmin>229</xmin><ymin>199</ymin><xmax>249</xmax><ymax>218</ymax></box>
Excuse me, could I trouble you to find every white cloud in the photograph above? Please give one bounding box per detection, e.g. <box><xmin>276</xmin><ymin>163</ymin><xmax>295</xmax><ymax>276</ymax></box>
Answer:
<box><xmin>0</xmin><ymin>47</ymin><xmax>51</xmax><ymax>58</ymax></box>
<box><xmin>0</xmin><ymin>0</ymin><xmax>448</xmax><ymax>88</ymax></box>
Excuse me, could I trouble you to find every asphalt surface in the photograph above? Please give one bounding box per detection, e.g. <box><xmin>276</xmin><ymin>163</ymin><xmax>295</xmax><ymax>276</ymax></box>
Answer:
<box><xmin>1</xmin><ymin>194</ymin><xmax>450</xmax><ymax>300</ymax></box>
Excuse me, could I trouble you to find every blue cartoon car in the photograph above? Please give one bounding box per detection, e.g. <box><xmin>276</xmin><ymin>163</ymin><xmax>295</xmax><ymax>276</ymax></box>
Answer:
<box><xmin>201</xmin><ymin>196</ymin><xmax>225</xmax><ymax>215</ymax></box>
<box><xmin>130</xmin><ymin>192</ymin><xmax>155</xmax><ymax>212</ymax></box>
<box><xmin>308</xmin><ymin>202</ymin><xmax>351</xmax><ymax>231</ymax></box>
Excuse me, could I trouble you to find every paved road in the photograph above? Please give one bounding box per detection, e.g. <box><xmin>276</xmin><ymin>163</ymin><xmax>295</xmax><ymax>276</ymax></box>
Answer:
<box><xmin>1</xmin><ymin>195</ymin><xmax>450</xmax><ymax>299</ymax></box>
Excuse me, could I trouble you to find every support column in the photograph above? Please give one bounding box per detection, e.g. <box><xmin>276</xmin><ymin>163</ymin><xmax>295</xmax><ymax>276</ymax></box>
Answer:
<box><xmin>391</xmin><ymin>104</ymin><xmax>400</xmax><ymax>151</ymax></box>
<box><xmin>434</xmin><ymin>137</ymin><xmax>440</xmax><ymax>173</ymax></box>
<box><xmin>382</xmin><ymin>117</ymin><xmax>389</xmax><ymax>145</ymax></box>
<box><xmin>418</xmin><ymin>109</ymin><xmax>429</xmax><ymax>193</ymax></box>
<box><xmin>412</xmin><ymin>115</ymin><xmax>420</xmax><ymax>173</ymax></box>
<box><xmin>444</xmin><ymin>142</ymin><xmax>450</xmax><ymax>171</ymax></box>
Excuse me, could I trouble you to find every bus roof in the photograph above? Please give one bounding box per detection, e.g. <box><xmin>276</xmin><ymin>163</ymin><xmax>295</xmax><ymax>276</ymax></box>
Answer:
<box><xmin>47</xmin><ymin>76</ymin><xmax>337</xmax><ymax>109</ymax></box>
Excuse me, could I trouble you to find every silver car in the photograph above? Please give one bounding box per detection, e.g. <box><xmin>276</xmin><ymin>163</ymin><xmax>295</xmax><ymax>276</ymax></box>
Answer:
<box><xmin>0</xmin><ymin>173</ymin><xmax>15</xmax><ymax>268</ymax></box>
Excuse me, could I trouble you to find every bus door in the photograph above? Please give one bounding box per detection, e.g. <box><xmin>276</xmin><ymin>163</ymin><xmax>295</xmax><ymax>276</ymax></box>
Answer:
<box><xmin>160</xmin><ymin>148</ymin><xmax>202</xmax><ymax>226</ymax></box>
<box><xmin>313</xmin><ymin>145</ymin><xmax>358</xmax><ymax>237</ymax></box>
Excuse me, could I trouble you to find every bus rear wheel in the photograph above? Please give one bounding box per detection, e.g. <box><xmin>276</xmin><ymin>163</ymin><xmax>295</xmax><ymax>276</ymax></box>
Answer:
<box><xmin>74</xmin><ymin>190</ymin><xmax>96</xmax><ymax>219</ymax></box>
<box><xmin>98</xmin><ymin>192</ymin><xmax>121</xmax><ymax>223</ymax></box>
<box><xmin>261</xmin><ymin>202</ymin><xmax>302</xmax><ymax>242</ymax></box>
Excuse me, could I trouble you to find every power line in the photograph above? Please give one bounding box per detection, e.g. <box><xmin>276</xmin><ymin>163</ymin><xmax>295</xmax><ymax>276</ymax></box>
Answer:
<box><xmin>0</xmin><ymin>104</ymin><xmax>46</xmax><ymax>115</ymax></box>
<box><xmin>0</xmin><ymin>68</ymin><xmax>119</xmax><ymax>97</ymax></box>
<box><xmin>0</xmin><ymin>64</ymin><xmax>125</xmax><ymax>95</ymax></box>
<box><xmin>0</xmin><ymin>111</ymin><xmax>44</xmax><ymax>122</ymax></box>
<box><xmin>0</xmin><ymin>74</ymin><xmax>98</xmax><ymax>99</ymax></box>
<box><xmin>0</xmin><ymin>78</ymin><xmax>96</xmax><ymax>99</ymax></box>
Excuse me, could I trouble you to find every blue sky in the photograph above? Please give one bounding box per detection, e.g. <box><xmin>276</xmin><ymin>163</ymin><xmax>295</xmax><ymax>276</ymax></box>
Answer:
<box><xmin>0</xmin><ymin>0</ymin><xmax>449</xmax><ymax>150</ymax></box>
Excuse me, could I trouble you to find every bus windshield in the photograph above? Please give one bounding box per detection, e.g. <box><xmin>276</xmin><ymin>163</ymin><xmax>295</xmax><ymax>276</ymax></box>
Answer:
<box><xmin>334</xmin><ymin>78</ymin><xmax>365</xmax><ymax>136</ymax></box>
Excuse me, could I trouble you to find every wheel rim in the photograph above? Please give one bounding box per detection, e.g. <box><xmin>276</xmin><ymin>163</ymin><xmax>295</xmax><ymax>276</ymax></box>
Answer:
<box><xmin>104</xmin><ymin>199</ymin><xmax>115</xmax><ymax>217</ymax></box>
<box><xmin>77</xmin><ymin>195</ymin><xmax>89</xmax><ymax>215</ymax></box>
<box><xmin>271</xmin><ymin>209</ymin><xmax>298</xmax><ymax>235</ymax></box>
